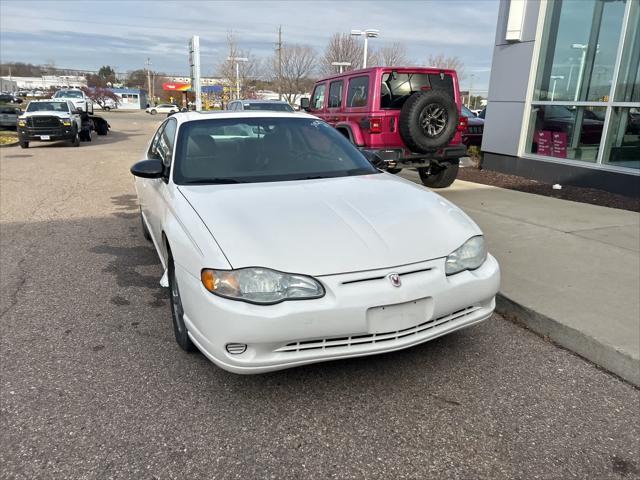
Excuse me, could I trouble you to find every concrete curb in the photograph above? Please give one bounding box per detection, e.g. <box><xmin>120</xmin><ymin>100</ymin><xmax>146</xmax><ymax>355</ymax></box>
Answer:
<box><xmin>496</xmin><ymin>293</ymin><xmax>640</xmax><ymax>387</ymax></box>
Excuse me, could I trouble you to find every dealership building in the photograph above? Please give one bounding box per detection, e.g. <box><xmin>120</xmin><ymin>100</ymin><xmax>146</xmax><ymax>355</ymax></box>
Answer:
<box><xmin>482</xmin><ymin>0</ymin><xmax>639</xmax><ymax>195</ymax></box>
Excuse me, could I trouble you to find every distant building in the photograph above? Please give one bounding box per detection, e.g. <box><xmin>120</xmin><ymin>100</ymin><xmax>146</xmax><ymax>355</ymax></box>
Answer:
<box><xmin>0</xmin><ymin>75</ymin><xmax>87</xmax><ymax>90</ymax></box>
<box><xmin>0</xmin><ymin>78</ymin><xmax>18</xmax><ymax>92</ymax></box>
<box><xmin>483</xmin><ymin>0</ymin><xmax>639</xmax><ymax>196</ymax></box>
<box><xmin>109</xmin><ymin>88</ymin><xmax>148</xmax><ymax>110</ymax></box>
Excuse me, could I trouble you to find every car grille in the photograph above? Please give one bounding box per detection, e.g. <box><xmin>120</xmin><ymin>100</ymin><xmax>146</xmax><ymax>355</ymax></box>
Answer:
<box><xmin>29</xmin><ymin>116</ymin><xmax>62</xmax><ymax>128</ymax></box>
<box><xmin>275</xmin><ymin>305</ymin><xmax>481</xmax><ymax>353</ymax></box>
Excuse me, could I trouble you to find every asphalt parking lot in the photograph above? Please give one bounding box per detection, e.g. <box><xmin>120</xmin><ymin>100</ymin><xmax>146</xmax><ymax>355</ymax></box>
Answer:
<box><xmin>1</xmin><ymin>111</ymin><xmax>639</xmax><ymax>480</ymax></box>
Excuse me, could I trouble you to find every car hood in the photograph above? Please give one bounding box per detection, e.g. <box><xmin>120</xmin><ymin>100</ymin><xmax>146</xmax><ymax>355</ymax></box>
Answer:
<box><xmin>22</xmin><ymin>111</ymin><xmax>72</xmax><ymax>119</ymax></box>
<box><xmin>178</xmin><ymin>174</ymin><xmax>480</xmax><ymax>276</ymax></box>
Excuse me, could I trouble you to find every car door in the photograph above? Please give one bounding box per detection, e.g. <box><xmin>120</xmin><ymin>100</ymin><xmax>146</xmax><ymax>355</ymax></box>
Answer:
<box><xmin>145</xmin><ymin>118</ymin><xmax>178</xmax><ymax>245</ymax></box>
<box><xmin>326</xmin><ymin>80</ymin><xmax>344</xmax><ymax>127</ymax></box>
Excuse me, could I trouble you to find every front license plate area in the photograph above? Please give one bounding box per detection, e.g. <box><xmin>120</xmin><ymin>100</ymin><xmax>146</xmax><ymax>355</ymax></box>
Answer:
<box><xmin>367</xmin><ymin>297</ymin><xmax>434</xmax><ymax>334</ymax></box>
<box><xmin>40</xmin><ymin>135</ymin><xmax>50</xmax><ymax>140</ymax></box>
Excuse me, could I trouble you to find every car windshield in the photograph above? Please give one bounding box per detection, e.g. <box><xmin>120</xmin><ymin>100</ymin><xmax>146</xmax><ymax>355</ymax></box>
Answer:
<box><xmin>26</xmin><ymin>102</ymin><xmax>69</xmax><ymax>112</ymax></box>
<box><xmin>54</xmin><ymin>90</ymin><xmax>83</xmax><ymax>99</ymax></box>
<box><xmin>461</xmin><ymin>106</ymin><xmax>475</xmax><ymax>118</ymax></box>
<box><xmin>243</xmin><ymin>103</ymin><xmax>293</xmax><ymax>112</ymax></box>
<box><xmin>174</xmin><ymin>117</ymin><xmax>379</xmax><ymax>184</ymax></box>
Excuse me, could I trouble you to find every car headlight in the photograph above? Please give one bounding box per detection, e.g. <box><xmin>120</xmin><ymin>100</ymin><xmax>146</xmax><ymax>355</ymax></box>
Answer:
<box><xmin>61</xmin><ymin>117</ymin><xmax>72</xmax><ymax>126</ymax></box>
<box><xmin>445</xmin><ymin>235</ymin><xmax>487</xmax><ymax>276</ymax></box>
<box><xmin>18</xmin><ymin>119</ymin><xmax>26</xmax><ymax>127</ymax></box>
<box><xmin>200</xmin><ymin>267</ymin><xmax>324</xmax><ymax>304</ymax></box>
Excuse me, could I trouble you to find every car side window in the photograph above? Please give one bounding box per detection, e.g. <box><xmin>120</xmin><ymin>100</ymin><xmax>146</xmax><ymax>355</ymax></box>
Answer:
<box><xmin>347</xmin><ymin>76</ymin><xmax>370</xmax><ymax>108</ymax></box>
<box><xmin>148</xmin><ymin>123</ymin><xmax>166</xmax><ymax>160</ymax></box>
<box><xmin>328</xmin><ymin>80</ymin><xmax>343</xmax><ymax>109</ymax></box>
<box><xmin>157</xmin><ymin>118</ymin><xmax>177</xmax><ymax>168</ymax></box>
<box><xmin>310</xmin><ymin>84</ymin><xmax>326</xmax><ymax>111</ymax></box>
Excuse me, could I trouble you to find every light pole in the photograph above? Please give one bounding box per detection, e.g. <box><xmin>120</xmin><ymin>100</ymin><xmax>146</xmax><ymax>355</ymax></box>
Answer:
<box><xmin>571</xmin><ymin>43</ymin><xmax>588</xmax><ymax>101</ymax></box>
<box><xmin>228</xmin><ymin>56</ymin><xmax>248</xmax><ymax>100</ymax></box>
<box><xmin>550</xmin><ymin>75</ymin><xmax>564</xmax><ymax>101</ymax></box>
<box><xmin>350</xmin><ymin>29</ymin><xmax>379</xmax><ymax>69</ymax></box>
<box><xmin>331</xmin><ymin>61</ymin><xmax>351</xmax><ymax>73</ymax></box>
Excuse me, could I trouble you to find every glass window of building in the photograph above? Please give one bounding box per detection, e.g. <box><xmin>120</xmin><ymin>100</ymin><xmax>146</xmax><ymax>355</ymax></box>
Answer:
<box><xmin>527</xmin><ymin>0</ymin><xmax>640</xmax><ymax>170</ymax></box>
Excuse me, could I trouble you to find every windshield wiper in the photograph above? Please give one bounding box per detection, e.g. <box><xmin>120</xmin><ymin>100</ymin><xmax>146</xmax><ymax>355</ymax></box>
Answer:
<box><xmin>183</xmin><ymin>178</ymin><xmax>244</xmax><ymax>184</ymax></box>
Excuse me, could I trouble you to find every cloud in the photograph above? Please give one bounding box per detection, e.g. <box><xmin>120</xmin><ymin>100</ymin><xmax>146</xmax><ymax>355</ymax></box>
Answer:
<box><xmin>0</xmin><ymin>0</ymin><xmax>499</xmax><ymax>89</ymax></box>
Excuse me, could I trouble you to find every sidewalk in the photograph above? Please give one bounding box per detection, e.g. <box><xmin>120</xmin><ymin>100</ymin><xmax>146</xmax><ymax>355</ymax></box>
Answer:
<box><xmin>402</xmin><ymin>171</ymin><xmax>640</xmax><ymax>385</ymax></box>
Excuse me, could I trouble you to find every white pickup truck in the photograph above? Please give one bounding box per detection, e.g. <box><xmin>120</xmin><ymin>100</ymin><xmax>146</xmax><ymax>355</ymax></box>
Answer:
<box><xmin>17</xmin><ymin>98</ymin><xmax>110</xmax><ymax>147</ymax></box>
<box><xmin>52</xmin><ymin>89</ymin><xmax>94</xmax><ymax>114</ymax></box>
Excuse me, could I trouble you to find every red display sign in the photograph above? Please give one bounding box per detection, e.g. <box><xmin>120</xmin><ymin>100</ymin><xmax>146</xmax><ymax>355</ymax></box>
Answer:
<box><xmin>536</xmin><ymin>130</ymin><xmax>552</xmax><ymax>156</ymax></box>
<box><xmin>551</xmin><ymin>131</ymin><xmax>568</xmax><ymax>158</ymax></box>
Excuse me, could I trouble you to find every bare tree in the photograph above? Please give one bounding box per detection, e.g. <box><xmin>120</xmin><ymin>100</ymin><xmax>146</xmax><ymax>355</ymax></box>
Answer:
<box><xmin>427</xmin><ymin>54</ymin><xmax>466</xmax><ymax>80</ymax></box>
<box><xmin>321</xmin><ymin>33</ymin><xmax>364</xmax><ymax>75</ymax></box>
<box><xmin>217</xmin><ymin>31</ymin><xmax>259</xmax><ymax>100</ymax></box>
<box><xmin>270</xmin><ymin>44</ymin><xmax>317</xmax><ymax>104</ymax></box>
<box><xmin>82</xmin><ymin>86</ymin><xmax>120</xmax><ymax>109</ymax></box>
<box><xmin>370</xmin><ymin>42</ymin><xmax>411</xmax><ymax>67</ymax></box>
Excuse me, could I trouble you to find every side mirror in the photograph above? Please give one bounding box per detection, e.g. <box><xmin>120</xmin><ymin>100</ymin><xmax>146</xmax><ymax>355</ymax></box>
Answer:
<box><xmin>361</xmin><ymin>150</ymin><xmax>386</xmax><ymax>169</ymax></box>
<box><xmin>300</xmin><ymin>97</ymin><xmax>310</xmax><ymax>111</ymax></box>
<box><xmin>130</xmin><ymin>159</ymin><xmax>164</xmax><ymax>178</ymax></box>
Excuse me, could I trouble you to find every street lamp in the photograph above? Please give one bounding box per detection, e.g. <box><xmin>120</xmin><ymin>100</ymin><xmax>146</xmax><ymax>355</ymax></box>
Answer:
<box><xmin>571</xmin><ymin>43</ymin><xmax>588</xmax><ymax>101</ymax></box>
<box><xmin>350</xmin><ymin>29</ymin><xmax>379</xmax><ymax>69</ymax></box>
<box><xmin>550</xmin><ymin>75</ymin><xmax>564</xmax><ymax>101</ymax></box>
<box><xmin>228</xmin><ymin>56</ymin><xmax>248</xmax><ymax>100</ymax></box>
<box><xmin>331</xmin><ymin>61</ymin><xmax>351</xmax><ymax>73</ymax></box>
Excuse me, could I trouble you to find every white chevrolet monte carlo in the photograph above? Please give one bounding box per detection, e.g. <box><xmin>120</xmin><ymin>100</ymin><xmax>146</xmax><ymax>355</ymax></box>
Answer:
<box><xmin>131</xmin><ymin>111</ymin><xmax>500</xmax><ymax>374</ymax></box>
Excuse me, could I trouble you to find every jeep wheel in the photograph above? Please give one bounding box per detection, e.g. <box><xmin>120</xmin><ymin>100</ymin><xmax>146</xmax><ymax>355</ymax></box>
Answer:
<box><xmin>399</xmin><ymin>90</ymin><xmax>458</xmax><ymax>153</ymax></box>
<box><xmin>418</xmin><ymin>161</ymin><xmax>459</xmax><ymax>189</ymax></box>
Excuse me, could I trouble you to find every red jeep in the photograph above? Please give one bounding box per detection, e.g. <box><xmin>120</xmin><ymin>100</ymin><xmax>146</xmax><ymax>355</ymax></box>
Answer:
<box><xmin>301</xmin><ymin>67</ymin><xmax>467</xmax><ymax>188</ymax></box>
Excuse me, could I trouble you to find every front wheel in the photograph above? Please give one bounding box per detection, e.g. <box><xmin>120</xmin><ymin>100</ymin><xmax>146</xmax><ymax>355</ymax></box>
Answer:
<box><xmin>70</xmin><ymin>132</ymin><xmax>80</xmax><ymax>147</ymax></box>
<box><xmin>19</xmin><ymin>141</ymin><xmax>29</xmax><ymax>149</ymax></box>
<box><xmin>150</xmin><ymin>109</ymin><xmax>157</xmax><ymax>115</ymax></box>
<box><xmin>418</xmin><ymin>161</ymin><xmax>459</xmax><ymax>188</ymax></box>
<box><xmin>168</xmin><ymin>258</ymin><xmax>197</xmax><ymax>352</ymax></box>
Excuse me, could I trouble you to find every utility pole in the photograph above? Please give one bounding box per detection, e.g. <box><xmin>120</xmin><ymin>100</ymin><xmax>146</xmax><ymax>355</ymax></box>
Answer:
<box><xmin>145</xmin><ymin>57</ymin><xmax>152</xmax><ymax>105</ymax></box>
<box><xmin>468</xmin><ymin>73</ymin><xmax>474</xmax><ymax>108</ymax></box>
<box><xmin>276</xmin><ymin>26</ymin><xmax>283</xmax><ymax>101</ymax></box>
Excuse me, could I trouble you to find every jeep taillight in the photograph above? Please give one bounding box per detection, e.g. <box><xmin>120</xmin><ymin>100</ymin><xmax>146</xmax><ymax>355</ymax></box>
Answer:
<box><xmin>370</xmin><ymin>117</ymin><xmax>382</xmax><ymax>134</ymax></box>
<box><xmin>457</xmin><ymin>115</ymin><xmax>468</xmax><ymax>132</ymax></box>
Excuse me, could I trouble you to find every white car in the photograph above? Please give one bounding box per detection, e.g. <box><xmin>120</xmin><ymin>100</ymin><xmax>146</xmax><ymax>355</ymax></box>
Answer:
<box><xmin>130</xmin><ymin>111</ymin><xmax>500</xmax><ymax>374</ymax></box>
<box><xmin>146</xmin><ymin>104</ymin><xmax>180</xmax><ymax>115</ymax></box>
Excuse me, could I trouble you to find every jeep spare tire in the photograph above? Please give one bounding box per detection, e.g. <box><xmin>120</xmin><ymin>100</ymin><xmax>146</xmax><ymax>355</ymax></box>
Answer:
<box><xmin>399</xmin><ymin>90</ymin><xmax>458</xmax><ymax>153</ymax></box>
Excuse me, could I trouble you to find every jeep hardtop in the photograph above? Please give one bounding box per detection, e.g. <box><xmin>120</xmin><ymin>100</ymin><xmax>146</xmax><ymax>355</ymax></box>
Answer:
<box><xmin>302</xmin><ymin>66</ymin><xmax>468</xmax><ymax>188</ymax></box>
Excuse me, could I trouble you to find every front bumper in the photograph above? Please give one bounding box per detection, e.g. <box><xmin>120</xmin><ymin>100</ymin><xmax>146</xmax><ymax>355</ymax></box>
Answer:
<box><xmin>177</xmin><ymin>255</ymin><xmax>500</xmax><ymax>374</ymax></box>
<box><xmin>18</xmin><ymin>126</ymin><xmax>76</xmax><ymax>141</ymax></box>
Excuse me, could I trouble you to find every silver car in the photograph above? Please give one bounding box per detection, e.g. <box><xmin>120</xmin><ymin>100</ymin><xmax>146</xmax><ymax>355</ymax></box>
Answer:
<box><xmin>0</xmin><ymin>105</ymin><xmax>21</xmax><ymax>128</ymax></box>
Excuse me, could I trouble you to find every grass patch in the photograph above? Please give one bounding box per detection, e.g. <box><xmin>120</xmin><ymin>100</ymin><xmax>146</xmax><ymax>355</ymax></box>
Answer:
<box><xmin>0</xmin><ymin>130</ymin><xmax>19</xmax><ymax>146</ymax></box>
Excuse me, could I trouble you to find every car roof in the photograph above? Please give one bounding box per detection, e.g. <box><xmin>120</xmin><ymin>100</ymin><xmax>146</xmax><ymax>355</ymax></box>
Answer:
<box><xmin>170</xmin><ymin>110</ymin><xmax>317</xmax><ymax>125</ymax></box>
<box><xmin>30</xmin><ymin>99</ymin><xmax>67</xmax><ymax>102</ymax></box>
<box><xmin>238</xmin><ymin>99</ymin><xmax>288</xmax><ymax>104</ymax></box>
<box><xmin>315</xmin><ymin>65</ymin><xmax>459</xmax><ymax>83</ymax></box>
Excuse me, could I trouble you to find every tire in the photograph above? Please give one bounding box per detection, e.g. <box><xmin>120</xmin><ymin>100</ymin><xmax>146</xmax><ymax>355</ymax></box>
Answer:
<box><xmin>418</xmin><ymin>161</ymin><xmax>459</xmax><ymax>188</ymax></box>
<box><xmin>140</xmin><ymin>209</ymin><xmax>151</xmax><ymax>241</ymax></box>
<box><xmin>150</xmin><ymin>109</ymin><xmax>157</xmax><ymax>115</ymax></box>
<box><xmin>399</xmin><ymin>90</ymin><xmax>459</xmax><ymax>153</ymax></box>
<box><xmin>19</xmin><ymin>141</ymin><xmax>28</xmax><ymax>149</ymax></box>
<box><xmin>168</xmin><ymin>256</ymin><xmax>197</xmax><ymax>352</ymax></box>
<box><xmin>80</xmin><ymin>129</ymin><xmax>91</xmax><ymax>142</ymax></box>
<box><xmin>103</xmin><ymin>106</ymin><xmax>110</xmax><ymax>112</ymax></box>
<box><xmin>70</xmin><ymin>132</ymin><xmax>80</xmax><ymax>147</ymax></box>
<box><xmin>95</xmin><ymin>121</ymin><xmax>108</xmax><ymax>136</ymax></box>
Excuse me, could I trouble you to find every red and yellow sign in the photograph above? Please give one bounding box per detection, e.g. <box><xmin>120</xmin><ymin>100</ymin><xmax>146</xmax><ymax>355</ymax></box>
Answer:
<box><xmin>162</xmin><ymin>82</ymin><xmax>190</xmax><ymax>91</ymax></box>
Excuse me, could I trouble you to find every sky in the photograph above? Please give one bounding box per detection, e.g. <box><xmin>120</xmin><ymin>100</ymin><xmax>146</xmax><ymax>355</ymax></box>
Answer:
<box><xmin>0</xmin><ymin>0</ymin><xmax>499</xmax><ymax>92</ymax></box>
